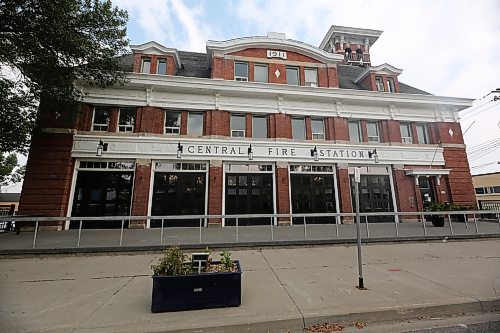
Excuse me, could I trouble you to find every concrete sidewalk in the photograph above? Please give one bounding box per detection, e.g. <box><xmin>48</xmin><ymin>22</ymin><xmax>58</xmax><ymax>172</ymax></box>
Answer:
<box><xmin>0</xmin><ymin>240</ymin><xmax>499</xmax><ymax>333</ymax></box>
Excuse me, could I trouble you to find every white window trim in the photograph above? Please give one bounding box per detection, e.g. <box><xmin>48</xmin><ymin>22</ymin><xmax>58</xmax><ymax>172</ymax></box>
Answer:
<box><xmin>234</xmin><ymin>62</ymin><xmax>249</xmax><ymax>82</ymax></box>
<box><xmin>252</xmin><ymin>116</ymin><xmax>268</xmax><ymax>138</ymax></box>
<box><xmin>311</xmin><ymin>118</ymin><xmax>325</xmax><ymax>140</ymax></box>
<box><xmin>375</xmin><ymin>76</ymin><xmax>385</xmax><ymax>92</ymax></box>
<box><xmin>141</xmin><ymin>57</ymin><xmax>151</xmax><ymax>74</ymax></box>
<box><xmin>117</xmin><ymin>108</ymin><xmax>135</xmax><ymax>133</ymax></box>
<box><xmin>286</xmin><ymin>66</ymin><xmax>300</xmax><ymax>85</ymax></box>
<box><xmin>366</xmin><ymin>122</ymin><xmax>380</xmax><ymax>142</ymax></box>
<box><xmin>254</xmin><ymin>64</ymin><xmax>268</xmax><ymax>83</ymax></box>
<box><xmin>187</xmin><ymin>112</ymin><xmax>204</xmax><ymax>136</ymax></box>
<box><xmin>305</xmin><ymin>68</ymin><xmax>318</xmax><ymax>87</ymax></box>
<box><xmin>231</xmin><ymin>129</ymin><xmax>245</xmax><ymax>137</ymax></box>
<box><xmin>165</xmin><ymin>112</ymin><xmax>181</xmax><ymax>134</ymax></box>
<box><xmin>400</xmin><ymin>123</ymin><xmax>413</xmax><ymax>143</ymax></box>
<box><xmin>156</xmin><ymin>58</ymin><xmax>167</xmax><ymax>75</ymax></box>
<box><xmin>91</xmin><ymin>107</ymin><xmax>109</xmax><ymax>132</ymax></box>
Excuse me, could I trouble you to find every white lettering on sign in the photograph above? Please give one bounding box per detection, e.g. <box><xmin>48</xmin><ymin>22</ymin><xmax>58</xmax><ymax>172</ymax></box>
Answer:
<box><xmin>267</xmin><ymin>50</ymin><xmax>287</xmax><ymax>60</ymax></box>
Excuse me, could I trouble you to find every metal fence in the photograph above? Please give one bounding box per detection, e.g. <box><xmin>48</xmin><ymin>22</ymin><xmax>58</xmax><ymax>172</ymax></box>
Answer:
<box><xmin>0</xmin><ymin>210</ymin><xmax>499</xmax><ymax>250</ymax></box>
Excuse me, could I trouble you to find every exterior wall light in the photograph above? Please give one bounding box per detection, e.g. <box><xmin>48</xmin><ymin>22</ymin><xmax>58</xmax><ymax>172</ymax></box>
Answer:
<box><xmin>311</xmin><ymin>146</ymin><xmax>319</xmax><ymax>161</ymax></box>
<box><xmin>248</xmin><ymin>144</ymin><xmax>253</xmax><ymax>160</ymax></box>
<box><xmin>368</xmin><ymin>149</ymin><xmax>379</xmax><ymax>163</ymax></box>
<box><xmin>96</xmin><ymin>140</ymin><xmax>108</xmax><ymax>156</ymax></box>
<box><xmin>177</xmin><ymin>142</ymin><xmax>183</xmax><ymax>158</ymax></box>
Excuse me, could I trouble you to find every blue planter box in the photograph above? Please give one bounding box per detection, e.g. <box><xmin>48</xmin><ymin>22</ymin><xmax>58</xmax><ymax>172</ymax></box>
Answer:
<box><xmin>151</xmin><ymin>260</ymin><xmax>242</xmax><ymax>312</ymax></box>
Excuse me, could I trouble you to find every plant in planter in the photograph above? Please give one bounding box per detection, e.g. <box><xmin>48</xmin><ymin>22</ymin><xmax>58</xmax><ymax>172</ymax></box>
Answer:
<box><xmin>151</xmin><ymin>246</ymin><xmax>242</xmax><ymax>313</ymax></box>
<box><xmin>425</xmin><ymin>202</ymin><xmax>446</xmax><ymax>227</ymax></box>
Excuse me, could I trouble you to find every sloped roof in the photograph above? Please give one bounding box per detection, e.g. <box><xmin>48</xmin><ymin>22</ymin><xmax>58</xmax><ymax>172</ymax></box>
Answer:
<box><xmin>177</xmin><ymin>51</ymin><xmax>211</xmax><ymax>78</ymax></box>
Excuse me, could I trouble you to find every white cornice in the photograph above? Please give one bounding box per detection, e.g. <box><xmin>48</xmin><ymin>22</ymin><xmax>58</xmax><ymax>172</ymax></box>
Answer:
<box><xmin>206</xmin><ymin>36</ymin><xmax>343</xmax><ymax>64</ymax></box>
<box><xmin>319</xmin><ymin>25</ymin><xmax>383</xmax><ymax>50</ymax></box>
<box><xmin>130</xmin><ymin>41</ymin><xmax>181</xmax><ymax>69</ymax></box>
<box><xmin>354</xmin><ymin>63</ymin><xmax>403</xmax><ymax>83</ymax></box>
<box><xmin>80</xmin><ymin>74</ymin><xmax>472</xmax><ymax>122</ymax></box>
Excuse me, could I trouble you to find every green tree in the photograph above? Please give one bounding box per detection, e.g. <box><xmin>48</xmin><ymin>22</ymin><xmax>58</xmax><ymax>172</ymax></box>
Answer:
<box><xmin>0</xmin><ymin>0</ymin><xmax>130</xmax><ymax>187</ymax></box>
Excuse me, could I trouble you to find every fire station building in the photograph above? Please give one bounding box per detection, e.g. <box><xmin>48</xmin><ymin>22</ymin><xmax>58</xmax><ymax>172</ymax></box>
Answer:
<box><xmin>18</xmin><ymin>25</ymin><xmax>476</xmax><ymax>229</ymax></box>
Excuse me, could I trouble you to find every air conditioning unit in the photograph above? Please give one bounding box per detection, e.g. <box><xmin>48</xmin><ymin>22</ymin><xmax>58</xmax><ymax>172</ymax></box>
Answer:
<box><xmin>306</xmin><ymin>82</ymin><xmax>317</xmax><ymax>87</ymax></box>
<box><xmin>235</xmin><ymin>77</ymin><xmax>248</xmax><ymax>82</ymax></box>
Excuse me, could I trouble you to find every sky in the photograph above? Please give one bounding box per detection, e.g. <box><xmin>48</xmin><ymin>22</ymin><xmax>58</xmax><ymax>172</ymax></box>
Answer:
<box><xmin>3</xmin><ymin>0</ymin><xmax>500</xmax><ymax>193</ymax></box>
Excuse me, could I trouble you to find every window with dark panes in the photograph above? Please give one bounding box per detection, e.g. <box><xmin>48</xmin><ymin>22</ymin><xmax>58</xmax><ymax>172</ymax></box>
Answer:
<box><xmin>375</xmin><ymin>76</ymin><xmax>384</xmax><ymax>91</ymax></box>
<box><xmin>165</xmin><ymin>111</ymin><xmax>181</xmax><ymax>134</ymax></box>
<box><xmin>92</xmin><ymin>107</ymin><xmax>111</xmax><ymax>131</ymax></box>
<box><xmin>252</xmin><ymin>115</ymin><xmax>267</xmax><ymax>138</ymax></box>
<box><xmin>292</xmin><ymin>117</ymin><xmax>306</xmax><ymax>140</ymax></box>
<box><xmin>118</xmin><ymin>108</ymin><xmax>135</xmax><ymax>132</ymax></box>
<box><xmin>286</xmin><ymin>67</ymin><xmax>300</xmax><ymax>85</ymax></box>
<box><xmin>188</xmin><ymin>112</ymin><xmax>203</xmax><ymax>136</ymax></box>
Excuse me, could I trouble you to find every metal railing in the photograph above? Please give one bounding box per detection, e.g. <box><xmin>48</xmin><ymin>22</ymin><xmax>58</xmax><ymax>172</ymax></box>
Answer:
<box><xmin>0</xmin><ymin>210</ymin><xmax>499</xmax><ymax>249</ymax></box>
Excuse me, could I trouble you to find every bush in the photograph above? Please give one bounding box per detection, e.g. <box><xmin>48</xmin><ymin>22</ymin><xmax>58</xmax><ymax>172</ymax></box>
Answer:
<box><xmin>151</xmin><ymin>246</ymin><xmax>191</xmax><ymax>276</ymax></box>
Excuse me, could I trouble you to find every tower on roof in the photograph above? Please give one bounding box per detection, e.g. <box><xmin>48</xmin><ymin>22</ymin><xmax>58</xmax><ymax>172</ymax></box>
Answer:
<box><xmin>319</xmin><ymin>25</ymin><xmax>383</xmax><ymax>67</ymax></box>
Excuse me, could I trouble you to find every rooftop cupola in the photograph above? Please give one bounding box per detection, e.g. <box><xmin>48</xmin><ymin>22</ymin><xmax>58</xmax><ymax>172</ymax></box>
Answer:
<box><xmin>319</xmin><ymin>25</ymin><xmax>383</xmax><ymax>67</ymax></box>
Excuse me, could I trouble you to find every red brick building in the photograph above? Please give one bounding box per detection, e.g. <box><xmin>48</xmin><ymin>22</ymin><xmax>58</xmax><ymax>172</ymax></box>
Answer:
<box><xmin>19</xmin><ymin>25</ymin><xmax>476</xmax><ymax>230</ymax></box>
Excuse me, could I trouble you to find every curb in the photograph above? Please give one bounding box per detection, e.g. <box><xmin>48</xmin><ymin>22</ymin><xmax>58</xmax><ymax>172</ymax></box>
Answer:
<box><xmin>152</xmin><ymin>299</ymin><xmax>500</xmax><ymax>333</ymax></box>
<box><xmin>1</xmin><ymin>233</ymin><xmax>499</xmax><ymax>257</ymax></box>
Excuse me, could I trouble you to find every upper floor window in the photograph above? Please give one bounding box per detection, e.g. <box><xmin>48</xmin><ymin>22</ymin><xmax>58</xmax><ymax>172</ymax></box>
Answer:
<box><xmin>118</xmin><ymin>108</ymin><xmax>135</xmax><ymax>132</ymax></box>
<box><xmin>416</xmin><ymin>124</ymin><xmax>430</xmax><ymax>144</ymax></box>
<box><xmin>254</xmin><ymin>64</ymin><xmax>268</xmax><ymax>83</ymax></box>
<box><xmin>92</xmin><ymin>107</ymin><xmax>111</xmax><ymax>131</ymax></box>
<box><xmin>165</xmin><ymin>111</ymin><xmax>181</xmax><ymax>134</ymax></box>
<box><xmin>305</xmin><ymin>68</ymin><xmax>318</xmax><ymax>87</ymax></box>
<box><xmin>141</xmin><ymin>57</ymin><xmax>151</xmax><ymax>74</ymax></box>
<box><xmin>366</xmin><ymin>122</ymin><xmax>380</xmax><ymax>142</ymax></box>
<box><xmin>157</xmin><ymin>59</ymin><xmax>167</xmax><ymax>75</ymax></box>
<box><xmin>252</xmin><ymin>115</ymin><xmax>267</xmax><ymax>138</ymax></box>
<box><xmin>231</xmin><ymin>114</ymin><xmax>245</xmax><ymax>137</ymax></box>
<box><xmin>292</xmin><ymin>117</ymin><xmax>306</xmax><ymax>140</ymax></box>
<box><xmin>188</xmin><ymin>112</ymin><xmax>203</xmax><ymax>136</ymax></box>
<box><xmin>400</xmin><ymin>123</ymin><xmax>413</xmax><ymax>143</ymax></box>
<box><xmin>375</xmin><ymin>76</ymin><xmax>384</xmax><ymax>91</ymax></box>
<box><xmin>348</xmin><ymin>121</ymin><xmax>362</xmax><ymax>142</ymax></box>
<box><xmin>311</xmin><ymin>118</ymin><xmax>325</xmax><ymax>139</ymax></box>
<box><xmin>234</xmin><ymin>62</ymin><xmax>248</xmax><ymax>81</ymax></box>
<box><xmin>286</xmin><ymin>67</ymin><xmax>300</xmax><ymax>85</ymax></box>
<box><xmin>387</xmin><ymin>77</ymin><xmax>396</xmax><ymax>93</ymax></box>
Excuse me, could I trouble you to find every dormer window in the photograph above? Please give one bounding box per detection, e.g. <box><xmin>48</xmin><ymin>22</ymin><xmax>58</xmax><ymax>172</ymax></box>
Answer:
<box><xmin>387</xmin><ymin>77</ymin><xmax>396</xmax><ymax>93</ymax></box>
<box><xmin>141</xmin><ymin>57</ymin><xmax>151</xmax><ymax>74</ymax></box>
<box><xmin>234</xmin><ymin>62</ymin><xmax>248</xmax><ymax>81</ymax></box>
<box><xmin>375</xmin><ymin>76</ymin><xmax>384</xmax><ymax>91</ymax></box>
<box><xmin>157</xmin><ymin>59</ymin><xmax>167</xmax><ymax>75</ymax></box>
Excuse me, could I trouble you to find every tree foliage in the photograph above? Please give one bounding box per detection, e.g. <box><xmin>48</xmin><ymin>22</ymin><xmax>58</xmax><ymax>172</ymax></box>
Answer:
<box><xmin>0</xmin><ymin>0</ymin><xmax>130</xmax><ymax>154</ymax></box>
<box><xmin>0</xmin><ymin>0</ymin><xmax>129</xmax><ymax>187</ymax></box>
<box><xmin>0</xmin><ymin>153</ymin><xmax>23</xmax><ymax>190</ymax></box>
